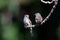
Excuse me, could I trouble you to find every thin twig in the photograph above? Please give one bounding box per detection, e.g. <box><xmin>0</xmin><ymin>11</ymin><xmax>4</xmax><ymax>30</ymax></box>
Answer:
<box><xmin>41</xmin><ymin>0</ymin><xmax>58</xmax><ymax>24</ymax></box>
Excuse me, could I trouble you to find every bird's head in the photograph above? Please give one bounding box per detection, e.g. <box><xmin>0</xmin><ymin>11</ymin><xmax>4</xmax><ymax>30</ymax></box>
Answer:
<box><xmin>34</xmin><ymin>13</ymin><xmax>40</xmax><ymax>16</ymax></box>
<box><xmin>24</xmin><ymin>14</ymin><xmax>29</xmax><ymax>18</ymax></box>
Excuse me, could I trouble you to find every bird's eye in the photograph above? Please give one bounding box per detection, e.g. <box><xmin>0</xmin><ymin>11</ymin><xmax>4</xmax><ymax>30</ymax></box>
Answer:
<box><xmin>25</xmin><ymin>23</ymin><xmax>28</xmax><ymax>26</ymax></box>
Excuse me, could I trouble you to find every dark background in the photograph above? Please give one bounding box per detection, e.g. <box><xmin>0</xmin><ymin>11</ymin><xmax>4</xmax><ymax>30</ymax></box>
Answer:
<box><xmin>19</xmin><ymin>0</ymin><xmax>60</xmax><ymax>40</ymax></box>
<box><xmin>0</xmin><ymin>0</ymin><xmax>60</xmax><ymax>40</ymax></box>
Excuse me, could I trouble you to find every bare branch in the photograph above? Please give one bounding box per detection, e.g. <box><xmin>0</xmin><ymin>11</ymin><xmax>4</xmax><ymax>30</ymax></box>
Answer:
<box><xmin>41</xmin><ymin>0</ymin><xmax>58</xmax><ymax>24</ymax></box>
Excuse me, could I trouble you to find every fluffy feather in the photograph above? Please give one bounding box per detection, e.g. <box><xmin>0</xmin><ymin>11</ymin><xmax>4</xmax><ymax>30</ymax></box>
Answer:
<box><xmin>35</xmin><ymin>13</ymin><xmax>43</xmax><ymax>23</ymax></box>
<box><xmin>23</xmin><ymin>14</ymin><xmax>35</xmax><ymax>28</ymax></box>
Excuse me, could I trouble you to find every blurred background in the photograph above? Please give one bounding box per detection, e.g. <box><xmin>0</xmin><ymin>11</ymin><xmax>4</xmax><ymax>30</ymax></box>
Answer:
<box><xmin>0</xmin><ymin>0</ymin><xmax>60</xmax><ymax>40</ymax></box>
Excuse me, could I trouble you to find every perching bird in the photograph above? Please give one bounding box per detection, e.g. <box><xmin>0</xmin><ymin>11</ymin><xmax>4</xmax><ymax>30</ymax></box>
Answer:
<box><xmin>23</xmin><ymin>14</ymin><xmax>35</xmax><ymax>28</ymax></box>
<box><xmin>23</xmin><ymin>14</ymin><xmax>35</xmax><ymax>37</ymax></box>
<box><xmin>35</xmin><ymin>13</ymin><xmax>43</xmax><ymax>23</ymax></box>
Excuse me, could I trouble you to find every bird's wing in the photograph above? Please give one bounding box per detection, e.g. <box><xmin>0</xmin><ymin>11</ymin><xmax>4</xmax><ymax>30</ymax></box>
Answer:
<box><xmin>23</xmin><ymin>17</ymin><xmax>32</xmax><ymax>25</ymax></box>
<box><xmin>35</xmin><ymin>13</ymin><xmax>43</xmax><ymax>23</ymax></box>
